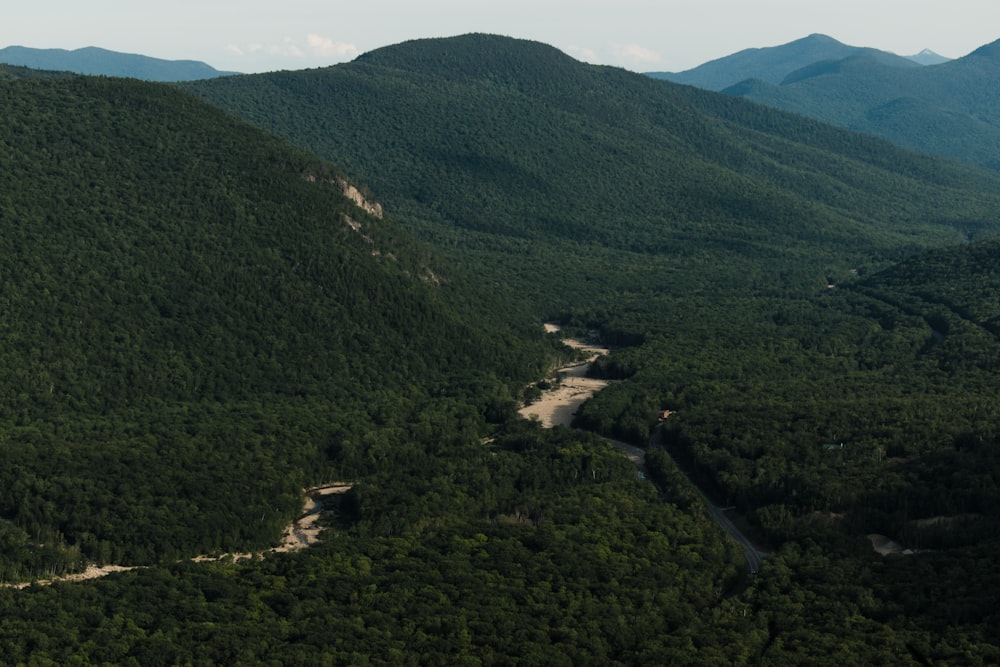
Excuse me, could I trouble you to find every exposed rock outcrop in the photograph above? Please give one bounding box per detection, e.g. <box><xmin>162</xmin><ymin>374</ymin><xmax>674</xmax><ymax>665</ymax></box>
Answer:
<box><xmin>335</xmin><ymin>177</ymin><xmax>383</xmax><ymax>219</ymax></box>
<box><xmin>302</xmin><ymin>172</ymin><xmax>384</xmax><ymax>219</ymax></box>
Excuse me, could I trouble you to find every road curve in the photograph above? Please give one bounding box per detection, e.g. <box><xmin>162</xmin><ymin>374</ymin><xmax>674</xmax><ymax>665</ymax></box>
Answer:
<box><xmin>638</xmin><ymin>427</ymin><xmax>765</xmax><ymax>575</ymax></box>
<box><xmin>590</xmin><ymin>427</ymin><xmax>766</xmax><ymax>574</ymax></box>
<box><xmin>688</xmin><ymin>477</ymin><xmax>765</xmax><ymax>574</ymax></box>
<box><xmin>526</xmin><ymin>325</ymin><xmax>764</xmax><ymax>573</ymax></box>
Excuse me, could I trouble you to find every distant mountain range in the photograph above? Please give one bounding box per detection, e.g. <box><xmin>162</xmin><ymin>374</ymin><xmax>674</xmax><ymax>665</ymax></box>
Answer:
<box><xmin>647</xmin><ymin>34</ymin><xmax>927</xmax><ymax>91</ymax></box>
<box><xmin>649</xmin><ymin>34</ymin><xmax>1000</xmax><ymax>169</ymax></box>
<box><xmin>723</xmin><ymin>38</ymin><xmax>1000</xmax><ymax>169</ymax></box>
<box><xmin>0</xmin><ymin>45</ymin><xmax>238</xmax><ymax>81</ymax></box>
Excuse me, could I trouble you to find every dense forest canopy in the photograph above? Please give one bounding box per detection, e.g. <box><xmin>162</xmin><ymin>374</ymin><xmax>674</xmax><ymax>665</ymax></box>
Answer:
<box><xmin>0</xmin><ymin>73</ymin><xmax>551</xmax><ymax>575</ymax></box>
<box><xmin>0</xmin><ymin>33</ymin><xmax>999</xmax><ymax>663</ymax></box>
<box><xmin>184</xmin><ymin>34</ymin><xmax>1000</xmax><ymax>313</ymax></box>
<box><xmin>188</xmin><ymin>33</ymin><xmax>1000</xmax><ymax>661</ymax></box>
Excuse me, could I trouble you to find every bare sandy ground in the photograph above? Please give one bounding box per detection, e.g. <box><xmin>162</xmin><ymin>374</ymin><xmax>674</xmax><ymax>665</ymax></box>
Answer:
<box><xmin>5</xmin><ymin>483</ymin><xmax>353</xmax><ymax>589</ymax></box>
<box><xmin>274</xmin><ymin>483</ymin><xmax>353</xmax><ymax>553</ymax></box>
<box><xmin>519</xmin><ymin>324</ymin><xmax>611</xmax><ymax>428</ymax></box>
<box><xmin>867</xmin><ymin>533</ymin><xmax>910</xmax><ymax>555</ymax></box>
<box><xmin>8</xmin><ymin>564</ymin><xmax>139</xmax><ymax>590</ymax></box>
<box><xmin>866</xmin><ymin>515</ymin><xmax>976</xmax><ymax>557</ymax></box>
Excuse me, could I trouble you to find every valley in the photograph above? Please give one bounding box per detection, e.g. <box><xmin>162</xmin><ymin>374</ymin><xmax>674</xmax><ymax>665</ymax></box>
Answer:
<box><xmin>0</xmin><ymin>33</ymin><xmax>999</xmax><ymax>664</ymax></box>
<box><xmin>524</xmin><ymin>323</ymin><xmax>768</xmax><ymax>577</ymax></box>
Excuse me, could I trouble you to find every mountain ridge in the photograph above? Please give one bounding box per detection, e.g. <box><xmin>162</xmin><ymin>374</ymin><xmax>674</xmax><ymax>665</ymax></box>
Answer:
<box><xmin>648</xmin><ymin>33</ymin><xmax>918</xmax><ymax>91</ymax></box>
<box><xmin>0</xmin><ymin>45</ymin><xmax>238</xmax><ymax>81</ymax></box>
<box><xmin>969</xmin><ymin>38</ymin><xmax>1000</xmax><ymax>60</ymax></box>
<box><xmin>186</xmin><ymin>34</ymin><xmax>1000</xmax><ymax>257</ymax></box>
<box><xmin>724</xmin><ymin>36</ymin><xmax>1000</xmax><ymax>168</ymax></box>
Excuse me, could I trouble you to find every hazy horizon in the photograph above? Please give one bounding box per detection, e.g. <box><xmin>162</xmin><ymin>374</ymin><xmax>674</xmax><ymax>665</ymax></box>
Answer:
<box><xmin>4</xmin><ymin>1</ymin><xmax>999</xmax><ymax>74</ymax></box>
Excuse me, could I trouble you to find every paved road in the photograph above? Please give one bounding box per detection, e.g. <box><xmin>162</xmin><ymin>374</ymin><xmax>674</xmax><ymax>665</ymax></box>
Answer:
<box><xmin>686</xmin><ymin>474</ymin><xmax>765</xmax><ymax>574</ymax></box>
<box><xmin>653</xmin><ymin>427</ymin><xmax>765</xmax><ymax>574</ymax></box>
<box><xmin>609</xmin><ymin>428</ymin><xmax>765</xmax><ymax>574</ymax></box>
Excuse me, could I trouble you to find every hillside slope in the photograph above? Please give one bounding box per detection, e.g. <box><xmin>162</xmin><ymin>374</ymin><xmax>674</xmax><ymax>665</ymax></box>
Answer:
<box><xmin>648</xmin><ymin>33</ymin><xmax>918</xmax><ymax>91</ymax></box>
<box><xmin>727</xmin><ymin>38</ymin><xmax>1000</xmax><ymax>168</ymax></box>
<box><xmin>0</xmin><ymin>73</ymin><xmax>545</xmax><ymax>573</ymax></box>
<box><xmin>185</xmin><ymin>33</ymin><xmax>1000</xmax><ymax>317</ymax></box>
<box><xmin>183</xmin><ymin>35</ymin><xmax>1000</xmax><ymax>655</ymax></box>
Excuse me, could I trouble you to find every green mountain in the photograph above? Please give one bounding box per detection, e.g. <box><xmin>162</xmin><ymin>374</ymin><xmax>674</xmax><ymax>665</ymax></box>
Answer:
<box><xmin>181</xmin><ymin>34</ymin><xmax>1000</xmax><ymax>659</ymax></box>
<box><xmin>0</xmin><ymin>66</ymin><xmax>753</xmax><ymax>663</ymax></box>
<box><xmin>3</xmin><ymin>34</ymin><xmax>1000</xmax><ymax>664</ymax></box>
<box><xmin>0</xmin><ymin>72</ymin><xmax>548</xmax><ymax>575</ymax></box>
<box><xmin>725</xmin><ymin>38</ymin><xmax>1000</xmax><ymax>169</ymax></box>
<box><xmin>648</xmin><ymin>33</ymin><xmax>919</xmax><ymax>91</ymax></box>
<box><xmin>0</xmin><ymin>45</ymin><xmax>238</xmax><ymax>81</ymax></box>
<box><xmin>184</xmin><ymin>33</ymin><xmax>1000</xmax><ymax>316</ymax></box>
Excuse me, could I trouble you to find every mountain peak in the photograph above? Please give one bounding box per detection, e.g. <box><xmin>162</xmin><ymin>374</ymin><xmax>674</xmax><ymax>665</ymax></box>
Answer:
<box><xmin>905</xmin><ymin>48</ymin><xmax>950</xmax><ymax>66</ymax></box>
<box><xmin>800</xmin><ymin>34</ymin><xmax>842</xmax><ymax>45</ymax></box>
<box><xmin>647</xmin><ymin>33</ymin><xmax>905</xmax><ymax>91</ymax></box>
<box><xmin>358</xmin><ymin>33</ymin><xmax>575</xmax><ymax>70</ymax></box>
<box><xmin>354</xmin><ymin>34</ymin><xmax>586</xmax><ymax>91</ymax></box>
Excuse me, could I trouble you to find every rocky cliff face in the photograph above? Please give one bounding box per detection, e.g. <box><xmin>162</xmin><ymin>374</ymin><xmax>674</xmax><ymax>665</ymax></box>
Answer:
<box><xmin>302</xmin><ymin>172</ymin><xmax>384</xmax><ymax>219</ymax></box>
<box><xmin>335</xmin><ymin>177</ymin><xmax>383</xmax><ymax>219</ymax></box>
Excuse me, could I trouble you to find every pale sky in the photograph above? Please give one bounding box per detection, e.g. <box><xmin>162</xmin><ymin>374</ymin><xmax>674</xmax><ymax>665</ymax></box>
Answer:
<box><xmin>4</xmin><ymin>1</ymin><xmax>1000</xmax><ymax>74</ymax></box>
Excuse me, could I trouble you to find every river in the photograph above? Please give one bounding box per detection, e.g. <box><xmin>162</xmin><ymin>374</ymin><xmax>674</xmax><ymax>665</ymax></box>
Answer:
<box><xmin>5</xmin><ymin>483</ymin><xmax>353</xmax><ymax>589</ymax></box>
<box><xmin>517</xmin><ymin>324</ymin><xmax>610</xmax><ymax>428</ymax></box>
<box><xmin>520</xmin><ymin>324</ymin><xmax>765</xmax><ymax>573</ymax></box>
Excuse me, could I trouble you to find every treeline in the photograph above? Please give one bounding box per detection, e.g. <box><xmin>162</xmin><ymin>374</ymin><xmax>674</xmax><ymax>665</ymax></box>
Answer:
<box><xmin>0</xmin><ymin>63</ymin><xmax>69</xmax><ymax>80</ymax></box>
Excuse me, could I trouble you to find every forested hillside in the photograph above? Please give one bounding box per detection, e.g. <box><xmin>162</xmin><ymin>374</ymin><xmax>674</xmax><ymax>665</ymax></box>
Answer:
<box><xmin>648</xmin><ymin>33</ymin><xmax>918</xmax><ymax>91</ymax></box>
<box><xmin>0</xmin><ymin>73</ymin><xmax>551</xmax><ymax>578</ymax></box>
<box><xmin>184</xmin><ymin>34</ymin><xmax>1000</xmax><ymax>315</ymax></box>
<box><xmin>0</xmin><ymin>62</ymin><xmax>769</xmax><ymax>665</ymax></box>
<box><xmin>725</xmin><ymin>38</ymin><xmax>1000</xmax><ymax>169</ymax></box>
<box><xmin>180</xmin><ymin>34</ymin><xmax>1000</xmax><ymax>661</ymax></box>
<box><xmin>3</xmin><ymin>33</ymin><xmax>1000</xmax><ymax>663</ymax></box>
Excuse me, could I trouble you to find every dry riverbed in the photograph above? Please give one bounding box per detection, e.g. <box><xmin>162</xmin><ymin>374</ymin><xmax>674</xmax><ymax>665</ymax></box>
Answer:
<box><xmin>518</xmin><ymin>324</ymin><xmax>610</xmax><ymax>428</ymax></box>
<box><xmin>275</xmin><ymin>483</ymin><xmax>353</xmax><ymax>553</ymax></box>
<box><xmin>5</xmin><ymin>483</ymin><xmax>352</xmax><ymax>589</ymax></box>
